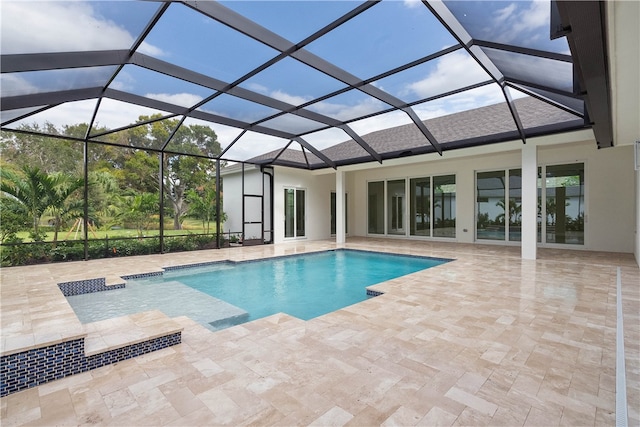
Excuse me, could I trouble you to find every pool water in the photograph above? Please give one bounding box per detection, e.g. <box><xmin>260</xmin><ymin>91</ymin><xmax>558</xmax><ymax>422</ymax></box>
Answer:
<box><xmin>66</xmin><ymin>250</ymin><xmax>449</xmax><ymax>330</ymax></box>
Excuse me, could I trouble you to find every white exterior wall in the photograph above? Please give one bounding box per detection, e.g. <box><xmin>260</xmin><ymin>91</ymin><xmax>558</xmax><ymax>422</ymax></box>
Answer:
<box><xmin>220</xmin><ymin>165</ymin><xmax>268</xmax><ymax>239</ymax></box>
<box><xmin>345</xmin><ymin>138</ymin><xmax>635</xmax><ymax>253</ymax></box>
<box><xmin>222</xmin><ymin>137</ymin><xmax>636</xmax><ymax>255</ymax></box>
<box><xmin>273</xmin><ymin>167</ymin><xmax>335</xmax><ymax>244</ymax></box>
<box><xmin>538</xmin><ymin>142</ymin><xmax>635</xmax><ymax>253</ymax></box>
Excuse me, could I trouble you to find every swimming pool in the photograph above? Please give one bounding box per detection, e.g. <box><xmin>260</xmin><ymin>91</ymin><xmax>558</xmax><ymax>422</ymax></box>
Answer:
<box><xmin>66</xmin><ymin>249</ymin><xmax>449</xmax><ymax>330</ymax></box>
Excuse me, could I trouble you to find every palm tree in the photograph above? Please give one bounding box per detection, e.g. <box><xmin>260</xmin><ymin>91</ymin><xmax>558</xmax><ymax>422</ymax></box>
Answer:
<box><xmin>1</xmin><ymin>166</ymin><xmax>52</xmax><ymax>238</ymax></box>
<box><xmin>1</xmin><ymin>166</ymin><xmax>85</xmax><ymax>245</ymax></box>
<box><xmin>495</xmin><ymin>198</ymin><xmax>522</xmax><ymax>225</ymax></box>
<box><xmin>45</xmin><ymin>172</ymin><xmax>84</xmax><ymax>246</ymax></box>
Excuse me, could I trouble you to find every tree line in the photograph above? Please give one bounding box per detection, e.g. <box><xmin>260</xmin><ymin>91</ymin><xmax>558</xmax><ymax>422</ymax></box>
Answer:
<box><xmin>0</xmin><ymin>115</ymin><xmax>226</xmax><ymax>244</ymax></box>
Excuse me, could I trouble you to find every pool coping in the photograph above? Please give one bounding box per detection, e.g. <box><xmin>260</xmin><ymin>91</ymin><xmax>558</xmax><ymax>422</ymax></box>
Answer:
<box><xmin>0</xmin><ymin>247</ymin><xmax>453</xmax><ymax>398</ymax></box>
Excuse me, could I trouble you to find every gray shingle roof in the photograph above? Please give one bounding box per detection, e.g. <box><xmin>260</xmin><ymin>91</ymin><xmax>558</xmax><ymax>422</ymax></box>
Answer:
<box><xmin>247</xmin><ymin>96</ymin><xmax>585</xmax><ymax>169</ymax></box>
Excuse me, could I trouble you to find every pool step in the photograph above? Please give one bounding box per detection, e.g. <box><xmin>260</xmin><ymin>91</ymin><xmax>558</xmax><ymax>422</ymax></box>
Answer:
<box><xmin>83</xmin><ymin>310</ymin><xmax>183</xmax><ymax>357</ymax></box>
<box><xmin>0</xmin><ymin>310</ymin><xmax>182</xmax><ymax>397</ymax></box>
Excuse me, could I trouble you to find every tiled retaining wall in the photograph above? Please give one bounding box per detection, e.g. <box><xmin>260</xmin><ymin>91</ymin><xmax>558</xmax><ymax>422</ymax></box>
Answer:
<box><xmin>0</xmin><ymin>332</ymin><xmax>181</xmax><ymax>397</ymax></box>
<box><xmin>0</xmin><ymin>276</ymin><xmax>180</xmax><ymax>397</ymax></box>
<box><xmin>58</xmin><ymin>277</ymin><xmax>125</xmax><ymax>296</ymax></box>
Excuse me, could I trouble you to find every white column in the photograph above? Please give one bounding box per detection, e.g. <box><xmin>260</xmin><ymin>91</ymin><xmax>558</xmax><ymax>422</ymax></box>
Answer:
<box><xmin>521</xmin><ymin>143</ymin><xmax>538</xmax><ymax>259</ymax></box>
<box><xmin>336</xmin><ymin>169</ymin><xmax>346</xmax><ymax>244</ymax></box>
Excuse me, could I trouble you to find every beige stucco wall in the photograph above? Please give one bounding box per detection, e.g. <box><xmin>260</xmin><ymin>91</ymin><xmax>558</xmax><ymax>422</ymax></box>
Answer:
<box><xmin>345</xmin><ymin>139</ymin><xmax>635</xmax><ymax>253</ymax></box>
<box><xmin>223</xmin><ymin>136</ymin><xmax>636</xmax><ymax>255</ymax></box>
<box><xmin>273</xmin><ymin>167</ymin><xmax>335</xmax><ymax>244</ymax></box>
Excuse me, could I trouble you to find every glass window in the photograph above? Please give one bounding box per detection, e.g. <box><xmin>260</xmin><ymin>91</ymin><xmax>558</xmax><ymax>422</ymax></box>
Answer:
<box><xmin>410</xmin><ymin>177</ymin><xmax>431</xmax><ymax>237</ymax></box>
<box><xmin>509</xmin><ymin>169</ymin><xmax>523</xmax><ymax>242</ymax></box>
<box><xmin>477</xmin><ymin>171</ymin><xmax>505</xmax><ymax>241</ymax></box>
<box><xmin>538</xmin><ymin>167</ymin><xmax>542</xmax><ymax>243</ymax></box>
<box><xmin>476</xmin><ymin>169</ymin><xmax>523</xmax><ymax>242</ymax></box>
<box><xmin>387</xmin><ymin>179</ymin><xmax>406</xmax><ymax>235</ymax></box>
<box><xmin>433</xmin><ymin>175</ymin><xmax>456</xmax><ymax>238</ymax></box>
<box><xmin>284</xmin><ymin>188</ymin><xmax>305</xmax><ymax>238</ymax></box>
<box><xmin>367</xmin><ymin>181</ymin><xmax>384</xmax><ymax>234</ymax></box>
<box><xmin>296</xmin><ymin>189</ymin><xmax>305</xmax><ymax>238</ymax></box>
<box><xmin>545</xmin><ymin>163</ymin><xmax>584</xmax><ymax>244</ymax></box>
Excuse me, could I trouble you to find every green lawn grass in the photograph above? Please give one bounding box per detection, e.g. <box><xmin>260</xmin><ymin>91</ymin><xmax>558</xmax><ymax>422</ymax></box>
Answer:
<box><xmin>14</xmin><ymin>218</ymin><xmax>222</xmax><ymax>242</ymax></box>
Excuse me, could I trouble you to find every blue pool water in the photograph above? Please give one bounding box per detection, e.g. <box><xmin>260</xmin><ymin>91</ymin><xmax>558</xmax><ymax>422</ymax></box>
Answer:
<box><xmin>158</xmin><ymin>249</ymin><xmax>448</xmax><ymax>323</ymax></box>
<box><xmin>66</xmin><ymin>250</ymin><xmax>449</xmax><ymax>330</ymax></box>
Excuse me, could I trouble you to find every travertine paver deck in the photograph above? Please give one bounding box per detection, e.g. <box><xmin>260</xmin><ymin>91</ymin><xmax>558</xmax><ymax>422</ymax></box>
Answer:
<box><xmin>1</xmin><ymin>238</ymin><xmax>638</xmax><ymax>426</ymax></box>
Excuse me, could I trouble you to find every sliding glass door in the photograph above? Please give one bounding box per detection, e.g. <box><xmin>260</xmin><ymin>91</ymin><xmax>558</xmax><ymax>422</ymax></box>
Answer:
<box><xmin>475</xmin><ymin>163</ymin><xmax>584</xmax><ymax>245</ymax></box>
<box><xmin>368</xmin><ymin>175</ymin><xmax>455</xmax><ymax>238</ymax></box>
<box><xmin>387</xmin><ymin>180</ymin><xmax>405</xmax><ymax>235</ymax></box>
<box><xmin>544</xmin><ymin>164</ymin><xmax>584</xmax><ymax>244</ymax></box>
<box><xmin>284</xmin><ymin>188</ymin><xmax>305</xmax><ymax>238</ymax></box>
<box><xmin>410</xmin><ymin>177</ymin><xmax>430</xmax><ymax>237</ymax></box>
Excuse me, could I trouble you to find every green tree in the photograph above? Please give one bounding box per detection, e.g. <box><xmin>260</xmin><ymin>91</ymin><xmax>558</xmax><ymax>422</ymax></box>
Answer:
<box><xmin>0</xmin><ymin>123</ymin><xmax>82</xmax><ymax>174</ymax></box>
<box><xmin>0</xmin><ymin>196</ymin><xmax>28</xmax><ymax>242</ymax></box>
<box><xmin>86</xmin><ymin>170</ymin><xmax>121</xmax><ymax>230</ymax></box>
<box><xmin>45</xmin><ymin>172</ymin><xmax>85</xmax><ymax>246</ymax></box>
<box><xmin>1</xmin><ymin>165</ymin><xmax>84</xmax><ymax>244</ymax></box>
<box><xmin>186</xmin><ymin>185</ymin><xmax>226</xmax><ymax>234</ymax></box>
<box><xmin>134</xmin><ymin>115</ymin><xmax>222</xmax><ymax>230</ymax></box>
<box><xmin>1</xmin><ymin>165</ymin><xmax>53</xmax><ymax>237</ymax></box>
<box><xmin>118</xmin><ymin>192</ymin><xmax>158</xmax><ymax>237</ymax></box>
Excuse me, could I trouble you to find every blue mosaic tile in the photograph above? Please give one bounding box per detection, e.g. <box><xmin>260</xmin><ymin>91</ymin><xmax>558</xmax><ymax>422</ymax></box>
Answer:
<box><xmin>57</xmin><ymin>278</ymin><xmax>125</xmax><ymax>296</ymax></box>
<box><xmin>366</xmin><ymin>289</ymin><xmax>384</xmax><ymax>297</ymax></box>
<box><xmin>0</xmin><ymin>332</ymin><xmax>181</xmax><ymax>397</ymax></box>
<box><xmin>121</xmin><ymin>271</ymin><xmax>163</xmax><ymax>280</ymax></box>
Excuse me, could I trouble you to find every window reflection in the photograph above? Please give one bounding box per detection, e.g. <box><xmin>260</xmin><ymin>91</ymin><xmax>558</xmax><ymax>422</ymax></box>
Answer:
<box><xmin>544</xmin><ymin>163</ymin><xmax>584</xmax><ymax>244</ymax></box>
<box><xmin>433</xmin><ymin>175</ymin><xmax>456</xmax><ymax>238</ymax></box>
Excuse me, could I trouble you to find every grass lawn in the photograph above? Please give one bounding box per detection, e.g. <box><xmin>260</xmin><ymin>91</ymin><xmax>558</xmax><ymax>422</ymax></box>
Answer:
<box><xmin>14</xmin><ymin>218</ymin><xmax>222</xmax><ymax>242</ymax></box>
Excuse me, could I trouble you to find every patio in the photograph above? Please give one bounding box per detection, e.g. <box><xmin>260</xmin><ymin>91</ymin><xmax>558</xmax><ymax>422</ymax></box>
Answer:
<box><xmin>1</xmin><ymin>238</ymin><xmax>638</xmax><ymax>426</ymax></box>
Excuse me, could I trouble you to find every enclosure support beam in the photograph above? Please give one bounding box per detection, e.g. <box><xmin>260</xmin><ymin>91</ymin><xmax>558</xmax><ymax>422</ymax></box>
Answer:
<box><xmin>159</xmin><ymin>153</ymin><xmax>165</xmax><ymax>254</ymax></box>
<box><xmin>336</xmin><ymin>170</ymin><xmax>346</xmax><ymax>245</ymax></box>
<box><xmin>216</xmin><ymin>159</ymin><xmax>221</xmax><ymax>249</ymax></box>
<box><xmin>521</xmin><ymin>143</ymin><xmax>538</xmax><ymax>260</ymax></box>
<box><xmin>83</xmin><ymin>139</ymin><xmax>89</xmax><ymax>261</ymax></box>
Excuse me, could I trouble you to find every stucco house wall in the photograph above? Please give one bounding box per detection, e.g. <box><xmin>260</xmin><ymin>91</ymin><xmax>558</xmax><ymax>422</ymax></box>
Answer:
<box><xmin>222</xmin><ymin>136</ymin><xmax>636</xmax><ymax>255</ymax></box>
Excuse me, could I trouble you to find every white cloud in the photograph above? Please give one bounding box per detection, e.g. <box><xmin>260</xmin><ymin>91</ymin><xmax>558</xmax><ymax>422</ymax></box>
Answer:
<box><xmin>0</xmin><ymin>74</ymin><xmax>39</xmax><ymax>97</ymax></box>
<box><xmin>6</xmin><ymin>98</ymin><xmax>174</xmax><ymax>131</ymax></box>
<box><xmin>1</xmin><ymin>1</ymin><xmax>162</xmax><ymax>55</ymax></box>
<box><xmin>411</xmin><ymin>83</ymin><xmax>528</xmax><ymax>121</ymax></box>
<box><xmin>349</xmin><ymin>110</ymin><xmax>412</xmax><ymax>136</ymax></box>
<box><xmin>308</xmin><ymin>96</ymin><xmax>386</xmax><ymax>122</ymax></box>
<box><xmin>483</xmin><ymin>1</ymin><xmax>549</xmax><ymax>45</ymax></box>
<box><xmin>405</xmin><ymin>52</ymin><xmax>490</xmax><ymax>99</ymax></box>
<box><xmin>145</xmin><ymin>93</ymin><xmax>204</xmax><ymax>108</ymax></box>
<box><xmin>222</xmin><ymin>132</ymin><xmax>288</xmax><ymax>161</ymax></box>
<box><xmin>270</xmin><ymin>90</ymin><xmax>311</xmax><ymax>106</ymax></box>
<box><xmin>138</xmin><ymin>42</ymin><xmax>164</xmax><ymax>58</ymax></box>
<box><xmin>244</xmin><ymin>82</ymin><xmax>269</xmax><ymax>95</ymax></box>
<box><xmin>403</xmin><ymin>0</ymin><xmax>422</xmax><ymax>9</ymax></box>
<box><xmin>302</xmin><ymin>127</ymin><xmax>352</xmax><ymax>150</ymax></box>
<box><xmin>494</xmin><ymin>3</ymin><xmax>517</xmax><ymax>24</ymax></box>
